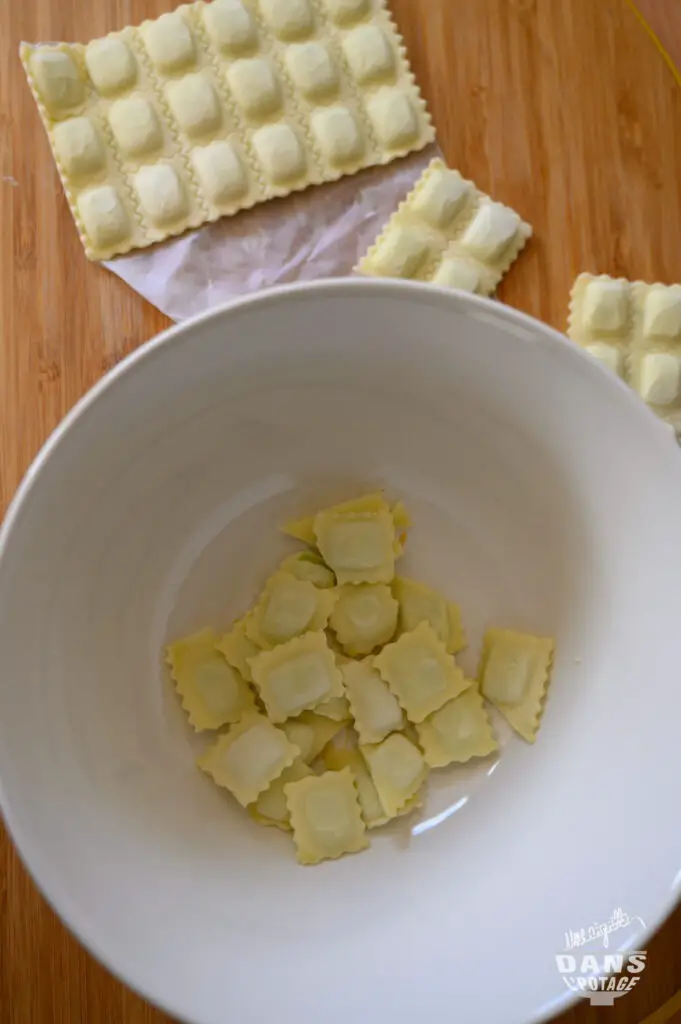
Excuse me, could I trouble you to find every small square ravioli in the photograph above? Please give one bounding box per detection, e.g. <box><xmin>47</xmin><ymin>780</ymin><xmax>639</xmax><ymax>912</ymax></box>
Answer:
<box><xmin>365</xmin><ymin>223</ymin><xmax>434</xmax><ymax>278</ymax></box>
<box><xmin>285</xmin><ymin>42</ymin><xmax>339</xmax><ymax>100</ymax></box>
<box><xmin>342</xmin><ymin>24</ymin><xmax>395</xmax><ymax>85</ymax></box>
<box><xmin>393</xmin><ymin>577</ymin><xmax>466</xmax><ymax>654</ymax></box>
<box><xmin>322</xmin><ymin>743</ymin><xmax>420</xmax><ymax>828</ymax></box>
<box><xmin>278</xmin><ymin>551</ymin><xmax>335</xmax><ymax>589</ymax></box>
<box><xmin>85</xmin><ymin>37</ymin><xmax>137</xmax><ymax>96</ymax></box>
<box><xmin>366</xmin><ymin>87</ymin><xmax>419</xmax><ymax>151</ymax></box>
<box><xmin>191</xmin><ymin>141</ymin><xmax>249</xmax><ymax>206</ymax></box>
<box><xmin>479</xmin><ymin>629</ymin><xmax>555</xmax><ymax>742</ymax></box>
<box><xmin>141</xmin><ymin>12</ymin><xmax>196</xmax><ymax>73</ymax></box>
<box><xmin>52</xmin><ymin>117</ymin><xmax>106</xmax><ymax>180</ymax></box>
<box><xmin>282</xmin><ymin>491</ymin><xmax>406</xmax><ymax>555</ymax></box>
<box><xmin>202</xmin><ymin>0</ymin><xmax>258</xmax><ymax>56</ymax></box>
<box><xmin>285</xmin><ymin>767</ymin><xmax>369</xmax><ymax>865</ymax></box>
<box><xmin>259</xmin><ymin>0</ymin><xmax>314</xmax><ymax>41</ymax></box>
<box><xmin>252</xmin><ymin>123</ymin><xmax>306</xmax><ymax>185</ymax></box>
<box><xmin>248</xmin><ymin>760</ymin><xmax>314</xmax><ymax>831</ymax></box>
<box><xmin>373</xmin><ymin>621</ymin><xmax>468</xmax><ymax>723</ymax></box>
<box><xmin>108</xmin><ymin>97</ymin><xmax>163</xmax><ymax>158</ymax></box>
<box><xmin>341</xmin><ymin>657</ymin><xmax>404</xmax><ymax>744</ymax></box>
<box><xmin>134</xmin><ymin>165</ymin><xmax>188</xmax><ymax>227</ymax></box>
<box><xmin>314</xmin><ymin>690</ymin><xmax>352</xmax><ymax>722</ymax></box>
<box><xmin>360</xmin><ymin>732</ymin><xmax>428</xmax><ymax>818</ymax></box>
<box><xmin>642</xmin><ymin>284</ymin><xmax>681</xmax><ymax>340</ymax></box>
<box><xmin>166</xmin><ymin>626</ymin><xmax>256</xmax><ymax>731</ymax></box>
<box><xmin>459</xmin><ymin>200</ymin><xmax>521</xmax><ymax>262</ymax></box>
<box><xmin>197</xmin><ymin>712</ymin><xmax>300</xmax><ymax>807</ymax></box>
<box><xmin>28</xmin><ymin>48</ymin><xmax>85</xmax><ymax>114</ymax></box>
<box><xmin>411</xmin><ymin>164</ymin><xmax>472</xmax><ymax>230</ymax></box>
<box><xmin>227</xmin><ymin>58</ymin><xmax>282</xmax><ymax>120</ymax></box>
<box><xmin>282</xmin><ymin>711</ymin><xmax>345</xmax><ymax>763</ymax></box>
<box><xmin>248</xmin><ymin>630</ymin><xmax>344</xmax><ymax>722</ymax></box>
<box><xmin>314</xmin><ymin>509</ymin><xmax>396</xmax><ymax>585</ymax></box>
<box><xmin>329</xmin><ymin>583</ymin><xmax>398</xmax><ymax>655</ymax></box>
<box><xmin>311</xmin><ymin>106</ymin><xmax>365</xmax><ymax>168</ymax></box>
<box><xmin>245</xmin><ymin>570</ymin><xmax>337</xmax><ymax>648</ymax></box>
<box><xmin>77</xmin><ymin>186</ymin><xmax>131</xmax><ymax>252</ymax></box>
<box><xmin>165</xmin><ymin>73</ymin><xmax>222</xmax><ymax>139</ymax></box>
<box><xmin>215</xmin><ymin>614</ymin><xmax>260</xmax><ymax>682</ymax></box>
<box><xmin>415</xmin><ymin>688</ymin><xmax>497</xmax><ymax>767</ymax></box>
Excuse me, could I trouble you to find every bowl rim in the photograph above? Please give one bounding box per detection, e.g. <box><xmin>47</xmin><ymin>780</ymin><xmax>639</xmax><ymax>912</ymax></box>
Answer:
<box><xmin>0</xmin><ymin>276</ymin><xmax>677</xmax><ymax>1024</ymax></box>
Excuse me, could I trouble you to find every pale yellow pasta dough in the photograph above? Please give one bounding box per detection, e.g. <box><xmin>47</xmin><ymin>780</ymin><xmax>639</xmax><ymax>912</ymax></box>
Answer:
<box><xmin>21</xmin><ymin>1</ymin><xmax>434</xmax><ymax>260</ymax></box>
<box><xmin>356</xmin><ymin>158</ymin><xmax>532</xmax><ymax>296</ymax></box>
<box><xmin>202</xmin><ymin>0</ymin><xmax>258</xmax><ymax>55</ymax></box>
<box><xmin>171</xmin><ymin>491</ymin><xmax>555</xmax><ymax>865</ymax></box>
<box><xmin>282</xmin><ymin>491</ymin><xmax>391</xmax><ymax>544</ymax></box>
<box><xmin>278</xmin><ymin>551</ymin><xmax>335</xmax><ymax>589</ymax></box>
<box><xmin>393</xmin><ymin>576</ymin><xmax>466</xmax><ymax>654</ymax></box>
<box><xmin>323</xmin><ymin>744</ymin><xmax>389</xmax><ymax>827</ymax></box>
<box><xmin>245</xmin><ymin>570</ymin><xmax>337</xmax><ymax>648</ymax></box>
<box><xmin>373</xmin><ymin>621</ymin><xmax>468</xmax><ymax>723</ymax></box>
<box><xmin>341</xmin><ymin>657</ymin><xmax>404</xmax><ymax>744</ymax></box>
<box><xmin>282</xmin><ymin>491</ymin><xmax>408</xmax><ymax>556</ymax></box>
<box><xmin>360</xmin><ymin>732</ymin><xmax>428</xmax><ymax>818</ymax></box>
<box><xmin>248</xmin><ymin>760</ymin><xmax>314</xmax><ymax>831</ymax></box>
<box><xmin>284</xmin><ymin>767</ymin><xmax>369</xmax><ymax>865</ymax></box>
<box><xmin>215</xmin><ymin>614</ymin><xmax>260</xmax><ymax>682</ymax></box>
<box><xmin>249</xmin><ymin>630</ymin><xmax>344</xmax><ymax>722</ymax></box>
<box><xmin>322</xmin><ymin>723</ymin><xmax>361</xmax><ymax>758</ymax></box>
<box><xmin>416</xmin><ymin>687</ymin><xmax>497</xmax><ymax>767</ymax></box>
<box><xmin>329</xmin><ymin>583</ymin><xmax>398</xmax><ymax>655</ymax></box>
<box><xmin>314</xmin><ymin>509</ymin><xmax>396</xmax><ymax>585</ymax></box>
<box><xmin>282</xmin><ymin>711</ymin><xmax>344</xmax><ymax>763</ymax></box>
<box><xmin>197</xmin><ymin>712</ymin><xmax>300</xmax><ymax>807</ymax></box>
<box><xmin>314</xmin><ymin>692</ymin><xmax>352</xmax><ymax>722</ymax></box>
<box><xmin>479</xmin><ymin>628</ymin><xmax>554</xmax><ymax>743</ymax></box>
<box><xmin>568</xmin><ymin>273</ymin><xmax>681</xmax><ymax>435</ymax></box>
<box><xmin>166</xmin><ymin>626</ymin><xmax>256</xmax><ymax>731</ymax></box>
<box><xmin>391</xmin><ymin>499</ymin><xmax>412</xmax><ymax>555</ymax></box>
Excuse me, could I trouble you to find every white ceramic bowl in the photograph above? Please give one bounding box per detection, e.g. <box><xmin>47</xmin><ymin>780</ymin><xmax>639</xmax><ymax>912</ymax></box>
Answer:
<box><xmin>1</xmin><ymin>280</ymin><xmax>680</xmax><ymax>1024</ymax></box>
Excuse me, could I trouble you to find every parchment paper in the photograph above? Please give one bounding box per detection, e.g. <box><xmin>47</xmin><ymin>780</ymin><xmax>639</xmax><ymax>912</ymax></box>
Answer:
<box><xmin>105</xmin><ymin>145</ymin><xmax>440</xmax><ymax>321</ymax></box>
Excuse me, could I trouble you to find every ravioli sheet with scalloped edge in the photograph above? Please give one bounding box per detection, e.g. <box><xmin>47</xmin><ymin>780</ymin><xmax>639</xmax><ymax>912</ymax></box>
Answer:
<box><xmin>568</xmin><ymin>272</ymin><xmax>681</xmax><ymax>436</ymax></box>
<box><xmin>165</xmin><ymin>491</ymin><xmax>556</xmax><ymax>865</ymax></box>
<box><xmin>355</xmin><ymin>157</ymin><xmax>532</xmax><ymax>295</ymax></box>
<box><xmin>20</xmin><ymin>0</ymin><xmax>435</xmax><ymax>260</ymax></box>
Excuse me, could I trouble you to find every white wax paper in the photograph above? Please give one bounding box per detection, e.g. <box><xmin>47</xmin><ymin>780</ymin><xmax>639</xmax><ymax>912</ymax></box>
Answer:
<box><xmin>105</xmin><ymin>145</ymin><xmax>440</xmax><ymax>322</ymax></box>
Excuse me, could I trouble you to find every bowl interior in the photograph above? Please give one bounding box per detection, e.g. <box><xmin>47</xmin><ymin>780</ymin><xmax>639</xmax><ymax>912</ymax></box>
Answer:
<box><xmin>1</xmin><ymin>281</ymin><xmax>680</xmax><ymax>1024</ymax></box>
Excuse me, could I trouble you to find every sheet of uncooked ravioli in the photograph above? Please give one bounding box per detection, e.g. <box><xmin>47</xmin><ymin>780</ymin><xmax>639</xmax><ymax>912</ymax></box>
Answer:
<box><xmin>21</xmin><ymin>0</ymin><xmax>434</xmax><ymax>260</ymax></box>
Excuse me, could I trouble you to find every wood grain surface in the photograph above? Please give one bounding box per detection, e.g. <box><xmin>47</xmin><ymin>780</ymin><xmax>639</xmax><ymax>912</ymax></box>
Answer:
<box><xmin>2</xmin><ymin>1</ymin><xmax>681</xmax><ymax>1022</ymax></box>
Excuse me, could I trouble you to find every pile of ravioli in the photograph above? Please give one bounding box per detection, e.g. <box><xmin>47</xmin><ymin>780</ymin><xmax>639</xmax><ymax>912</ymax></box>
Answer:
<box><xmin>167</xmin><ymin>493</ymin><xmax>554</xmax><ymax>865</ymax></box>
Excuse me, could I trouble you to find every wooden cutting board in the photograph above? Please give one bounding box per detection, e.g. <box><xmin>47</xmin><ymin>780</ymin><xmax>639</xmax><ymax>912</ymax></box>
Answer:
<box><xmin>1</xmin><ymin>1</ymin><xmax>681</xmax><ymax>1022</ymax></box>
